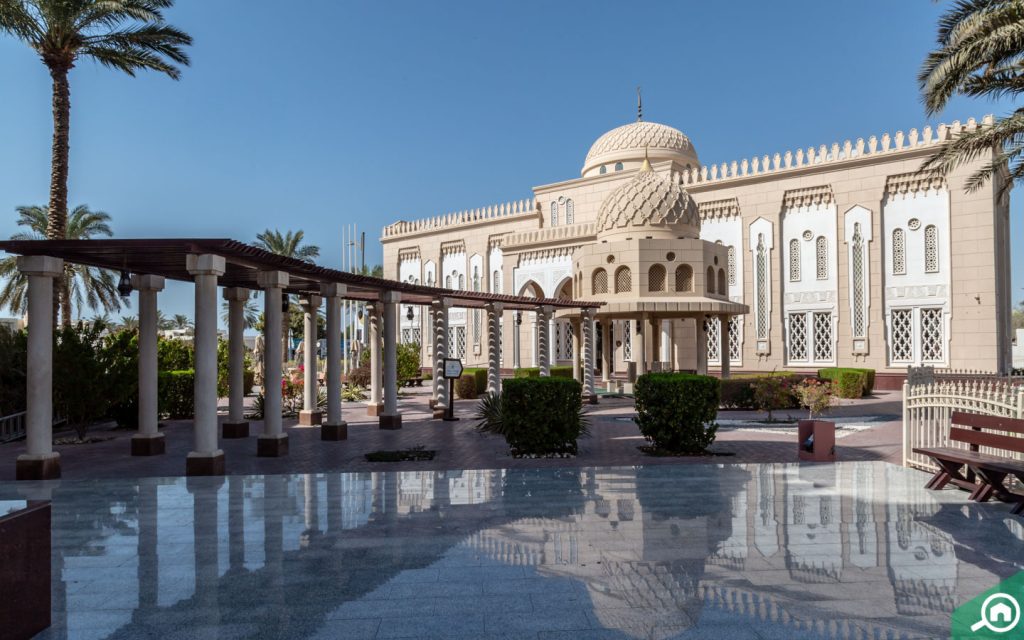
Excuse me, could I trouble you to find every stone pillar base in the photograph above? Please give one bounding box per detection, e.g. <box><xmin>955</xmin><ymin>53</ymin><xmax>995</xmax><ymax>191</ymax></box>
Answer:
<box><xmin>585</xmin><ymin>394</ymin><xmax>600</xmax><ymax>405</ymax></box>
<box><xmin>428</xmin><ymin>398</ymin><xmax>437</xmax><ymax>409</ymax></box>
<box><xmin>221</xmin><ymin>421</ymin><xmax>249</xmax><ymax>439</ymax></box>
<box><xmin>130</xmin><ymin>433</ymin><xmax>166</xmax><ymax>456</ymax></box>
<box><xmin>321</xmin><ymin>422</ymin><xmax>348</xmax><ymax>441</ymax></box>
<box><xmin>298</xmin><ymin>410</ymin><xmax>322</xmax><ymax>426</ymax></box>
<box><xmin>185</xmin><ymin>451</ymin><xmax>225</xmax><ymax>477</ymax></box>
<box><xmin>257</xmin><ymin>434</ymin><xmax>289</xmax><ymax>457</ymax></box>
<box><xmin>379</xmin><ymin>414</ymin><xmax>402</xmax><ymax>430</ymax></box>
<box><xmin>432</xmin><ymin>406</ymin><xmax>448</xmax><ymax>419</ymax></box>
<box><xmin>15</xmin><ymin>454</ymin><xmax>61</xmax><ymax>481</ymax></box>
<box><xmin>366</xmin><ymin>402</ymin><xmax>384</xmax><ymax>416</ymax></box>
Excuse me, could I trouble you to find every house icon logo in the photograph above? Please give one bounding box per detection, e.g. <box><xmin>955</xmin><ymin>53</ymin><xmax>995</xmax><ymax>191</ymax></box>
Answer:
<box><xmin>953</xmin><ymin>572</ymin><xmax>1024</xmax><ymax>638</ymax></box>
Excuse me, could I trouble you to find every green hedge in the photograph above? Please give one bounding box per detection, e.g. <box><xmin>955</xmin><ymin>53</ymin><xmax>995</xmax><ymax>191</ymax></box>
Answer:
<box><xmin>513</xmin><ymin>366</ymin><xmax>573</xmax><ymax>379</ymax></box>
<box><xmin>462</xmin><ymin>368</ymin><xmax>490</xmax><ymax>394</ymax></box>
<box><xmin>159</xmin><ymin>370</ymin><xmax>195</xmax><ymax>419</ymax></box>
<box><xmin>501</xmin><ymin>377</ymin><xmax>585</xmax><ymax>455</ymax></box>
<box><xmin>455</xmin><ymin>373</ymin><xmax>479</xmax><ymax>399</ymax></box>
<box><xmin>835</xmin><ymin>370</ymin><xmax>867</xmax><ymax>399</ymax></box>
<box><xmin>634</xmin><ymin>373</ymin><xmax>719</xmax><ymax>453</ymax></box>
<box><xmin>719</xmin><ymin>373</ymin><xmax>802</xmax><ymax>409</ymax></box>
<box><xmin>818</xmin><ymin>368</ymin><xmax>874</xmax><ymax>396</ymax></box>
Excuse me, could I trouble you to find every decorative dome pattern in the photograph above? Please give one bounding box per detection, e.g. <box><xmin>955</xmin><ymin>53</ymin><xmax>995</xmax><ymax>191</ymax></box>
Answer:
<box><xmin>585</xmin><ymin>121</ymin><xmax>696</xmax><ymax>164</ymax></box>
<box><xmin>595</xmin><ymin>163</ymin><xmax>700</xmax><ymax>240</ymax></box>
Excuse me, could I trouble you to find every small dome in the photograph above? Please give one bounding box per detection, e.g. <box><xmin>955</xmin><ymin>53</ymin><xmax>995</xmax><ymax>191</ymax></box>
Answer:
<box><xmin>583</xmin><ymin>121</ymin><xmax>698</xmax><ymax>176</ymax></box>
<box><xmin>595</xmin><ymin>160</ymin><xmax>700</xmax><ymax>241</ymax></box>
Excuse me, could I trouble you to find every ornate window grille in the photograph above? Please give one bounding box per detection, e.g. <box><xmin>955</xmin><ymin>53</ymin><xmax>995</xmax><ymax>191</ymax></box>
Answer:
<box><xmin>892</xmin><ymin>228</ymin><xmax>906</xmax><ymax>275</ymax></box>
<box><xmin>787</xmin><ymin>313</ymin><xmax>807</xmax><ymax>361</ymax></box>
<box><xmin>851</xmin><ymin>224</ymin><xmax>866</xmax><ymax>338</ymax></box>
<box><xmin>565</xmin><ymin>199</ymin><xmax>574</xmax><ymax>225</ymax></box>
<box><xmin>550</xmin><ymin>201</ymin><xmax>558</xmax><ymax>226</ymax></box>
<box><xmin>812</xmin><ymin>312</ymin><xmax>833</xmax><ymax>362</ymax></box>
<box><xmin>401</xmin><ymin>328</ymin><xmax>421</xmax><ymax>345</ymax></box>
<box><xmin>458</xmin><ymin>274</ymin><xmax>465</xmax><ymax>290</ymax></box>
<box><xmin>491</xmin><ymin>270</ymin><xmax>501</xmax><ymax>294</ymax></box>
<box><xmin>727</xmin><ymin>246</ymin><xmax>736</xmax><ymax>286</ymax></box>
<box><xmin>675</xmin><ymin>264</ymin><xmax>693</xmax><ymax>292</ymax></box>
<box><xmin>728</xmin><ymin>316</ymin><xmax>741</xmax><ymax>362</ymax></box>
<box><xmin>456</xmin><ymin>326</ymin><xmax>466</xmax><ymax>359</ymax></box>
<box><xmin>717</xmin><ymin>269</ymin><xmax>726</xmax><ymax>296</ymax></box>
<box><xmin>755</xmin><ymin>237</ymin><xmax>768</xmax><ymax>340</ymax></box>
<box><xmin>648</xmin><ymin>264</ymin><xmax>666</xmax><ymax>292</ymax></box>
<box><xmin>920</xmin><ymin>307</ymin><xmax>944</xmax><ymax>362</ymax></box>
<box><xmin>815</xmin><ymin>236</ymin><xmax>828</xmax><ymax>280</ymax></box>
<box><xmin>924</xmin><ymin>225</ymin><xmax>939</xmax><ymax>273</ymax></box>
<box><xmin>706</xmin><ymin>316</ymin><xmax>721</xmax><ymax>364</ymax></box>
<box><xmin>706</xmin><ymin>267</ymin><xmax>716</xmax><ymax>294</ymax></box>
<box><xmin>622</xmin><ymin>321</ymin><xmax>632</xmax><ymax>360</ymax></box>
<box><xmin>562</xmin><ymin>322</ymin><xmax>573</xmax><ymax>360</ymax></box>
<box><xmin>615</xmin><ymin>266</ymin><xmax>632</xmax><ymax>293</ymax></box>
<box><xmin>592</xmin><ymin>268</ymin><xmax>608</xmax><ymax>294</ymax></box>
<box><xmin>889</xmin><ymin>309</ymin><xmax>913</xmax><ymax>363</ymax></box>
<box><xmin>789</xmin><ymin>238</ymin><xmax>801</xmax><ymax>282</ymax></box>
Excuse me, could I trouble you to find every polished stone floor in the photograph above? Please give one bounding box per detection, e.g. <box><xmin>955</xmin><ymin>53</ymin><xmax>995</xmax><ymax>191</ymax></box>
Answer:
<box><xmin>5</xmin><ymin>461</ymin><xmax>1022</xmax><ymax>640</ymax></box>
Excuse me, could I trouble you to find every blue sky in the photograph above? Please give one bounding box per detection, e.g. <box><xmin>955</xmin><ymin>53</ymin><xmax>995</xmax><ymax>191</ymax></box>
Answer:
<box><xmin>0</xmin><ymin>0</ymin><xmax>1020</xmax><ymax>321</ymax></box>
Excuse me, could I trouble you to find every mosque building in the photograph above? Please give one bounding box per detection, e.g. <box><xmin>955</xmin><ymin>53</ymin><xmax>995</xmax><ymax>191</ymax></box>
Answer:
<box><xmin>381</xmin><ymin>104</ymin><xmax>1013</xmax><ymax>388</ymax></box>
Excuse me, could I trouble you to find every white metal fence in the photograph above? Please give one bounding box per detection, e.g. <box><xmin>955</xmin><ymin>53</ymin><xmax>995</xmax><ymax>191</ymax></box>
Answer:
<box><xmin>903</xmin><ymin>368</ymin><xmax>1024</xmax><ymax>472</ymax></box>
<box><xmin>0</xmin><ymin>411</ymin><xmax>26</xmax><ymax>443</ymax></box>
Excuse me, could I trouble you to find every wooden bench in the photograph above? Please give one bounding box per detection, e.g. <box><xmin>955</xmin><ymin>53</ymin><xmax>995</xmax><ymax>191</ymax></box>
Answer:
<box><xmin>913</xmin><ymin>411</ymin><xmax>1024</xmax><ymax>514</ymax></box>
<box><xmin>401</xmin><ymin>377</ymin><xmax>426</xmax><ymax>388</ymax></box>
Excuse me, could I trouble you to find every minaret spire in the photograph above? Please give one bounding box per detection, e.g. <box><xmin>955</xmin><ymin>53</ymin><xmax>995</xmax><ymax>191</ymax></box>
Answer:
<box><xmin>636</xmin><ymin>86</ymin><xmax>643</xmax><ymax>121</ymax></box>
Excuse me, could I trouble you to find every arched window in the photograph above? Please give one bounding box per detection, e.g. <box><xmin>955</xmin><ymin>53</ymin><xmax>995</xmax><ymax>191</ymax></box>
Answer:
<box><xmin>924</xmin><ymin>225</ymin><xmax>939</xmax><ymax>273</ymax></box>
<box><xmin>892</xmin><ymin>228</ymin><xmax>906</xmax><ymax>275</ymax></box>
<box><xmin>458</xmin><ymin>274</ymin><xmax>465</xmax><ymax>290</ymax></box>
<box><xmin>599</xmin><ymin>165</ymin><xmax>607</xmax><ymax>175</ymax></box>
<box><xmin>648</xmin><ymin>264</ymin><xmax>666</xmax><ymax>292</ymax></box>
<box><xmin>675</xmin><ymin>264</ymin><xmax>693</xmax><ymax>292</ymax></box>
<box><xmin>851</xmin><ymin>223</ymin><xmax>866</xmax><ymax>339</ymax></box>
<box><xmin>614</xmin><ymin>266</ymin><xmax>632</xmax><ymax>293</ymax></box>
<box><xmin>472</xmin><ymin>267</ymin><xmax>480</xmax><ymax>291</ymax></box>
<box><xmin>550</xmin><ymin>201</ymin><xmax>558</xmax><ymax>227</ymax></box>
<box><xmin>756</xmin><ymin>235</ymin><xmax>768</xmax><ymax>340</ymax></box>
<box><xmin>565</xmin><ymin>199</ymin><xmax>574</xmax><ymax>225</ymax></box>
<box><xmin>815</xmin><ymin>236</ymin><xmax>828</xmax><ymax>280</ymax></box>
<box><xmin>445</xmin><ymin>275</ymin><xmax>452</xmax><ymax>289</ymax></box>
<box><xmin>727</xmin><ymin>246</ymin><xmax>736</xmax><ymax>286</ymax></box>
<box><xmin>614</xmin><ymin>162</ymin><xmax>624</xmax><ymax>171</ymax></box>
<box><xmin>789</xmin><ymin>238</ymin><xmax>801</xmax><ymax>281</ymax></box>
<box><xmin>718</xmin><ymin>269</ymin><xmax>726</xmax><ymax>295</ymax></box>
<box><xmin>706</xmin><ymin>267</ymin><xmax>716</xmax><ymax>294</ymax></box>
<box><xmin>492</xmin><ymin>269</ymin><xmax>501</xmax><ymax>293</ymax></box>
<box><xmin>592</xmin><ymin>268</ymin><xmax>608</xmax><ymax>294</ymax></box>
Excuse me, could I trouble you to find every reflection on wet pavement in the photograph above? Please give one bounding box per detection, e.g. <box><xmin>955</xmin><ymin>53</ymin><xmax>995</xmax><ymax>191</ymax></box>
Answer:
<box><xmin>4</xmin><ymin>462</ymin><xmax>1022</xmax><ymax>639</ymax></box>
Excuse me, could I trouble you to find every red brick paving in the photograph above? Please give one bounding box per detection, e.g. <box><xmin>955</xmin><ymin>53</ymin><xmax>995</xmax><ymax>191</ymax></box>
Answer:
<box><xmin>0</xmin><ymin>389</ymin><xmax>904</xmax><ymax>480</ymax></box>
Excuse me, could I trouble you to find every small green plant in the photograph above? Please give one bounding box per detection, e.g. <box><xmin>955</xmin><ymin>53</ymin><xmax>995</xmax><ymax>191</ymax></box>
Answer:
<box><xmin>484</xmin><ymin>378</ymin><xmax>587</xmax><ymax>456</ymax></box>
<box><xmin>633</xmin><ymin>373</ymin><xmax>719</xmax><ymax>454</ymax></box>
<box><xmin>817</xmin><ymin>367</ymin><xmax>874</xmax><ymax>396</ymax></box>
<box><xmin>158</xmin><ymin>370</ymin><xmax>195</xmax><ymax>419</ymax></box>
<box><xmin>473</xmin><ymin>391</ymin><xmax>504</xmax><ymax>437</ymax></box>
<box><xmin>455</xmin><ymin>373</ymin><xmax>479</xmax><ymax>399</ymax></box>
<box><xmin>793</xmin><ymin>378</ymin><xmax>837</xmax><ymax>419</ymax></box>
<box><xmin>342</xmin><ymin>385</ymin><xmax>368</xmax><ymax>402</ymax></box>
<box><xmin>750</xmin><ymin>375</ymin><xmax>793</xmax><ymax>421</ymax></box>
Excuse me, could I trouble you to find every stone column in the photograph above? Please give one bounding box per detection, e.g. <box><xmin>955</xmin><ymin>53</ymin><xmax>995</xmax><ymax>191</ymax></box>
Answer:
<box><xmin>186</xmin><ymin>254</ymin><xmax>227</xmax><ymax>476</ymax></box>
<box><xmin>221</xmin><ymin>287</ymin><xmax>251</xmax><ymax>439</ymax></box>
<box><xmin>536</xmin><ymin>306</ymin><xmax>552</xmax><ymax>376</ymax></box>
<box><xmin>571</xmin><ymin>320</ymin><xmax>581</xmax><ymax>382</ymax></box>
<box><xmin>548</xmin><ymin>316</ymin><xmax>556</xmax><ymax>366</ymax></box>
<box><xmin>321</xmin><ymin>284</ymin><xmax>347</xmax><ymax>440</ymax></box>
<box><xmin>431</xmin><ymin>298</ymin><xmax>450</xmax><ymax>419</ymax></box>
<box><xmin>601</xmin><ymin>320</ymin><xmax>612</xmax><ymax>386</ymax></box>
<box><xmin>582</xmin><ymin>309</ymin><xmax>597</xmax><ymax>404</ymax></box>
<box><xmin>299</xmin><ymin>295</ymin><xmax>323</xmax><ymax>426</ymax></box>
<box><xmin>696</xmin><ymin>316</ymin><xmax>709</xmax><ymax>376</ymax></box>
<box><xmin>257</xmin><ymin>270</ymin><xmax>289</xmax><ymax>458</ymax></box>
<box><xmin>636</xmin><ymin>315</ymin><xmax>647</xmax><ymax>376</ymax></box>
<box><xmin>660</xmin><ymin>319</ymin><xmax>672</xmax><ymax>367</ymax></box>
<box><xmin>367</xmin><ymin>302</ymin><xmax>383</xmax><ymax>416</ymax></box>
<box><xmin>15</xmin><ymin>256</ymin><xmax>63</xmax><ymax>480</ymax></box>
<box><xmin>485</xmin><ymin>302</ymin><xmax>503</xmax><ymax>395</ymax></box>
<box><xmin>719</xmin><ymin>314</ymin><xmax>731</xmax><ymax>380</ymax></box>
<box><xmin>132</xmin><ymin>274</ymin><xmax>167</xmax><ymax>455</ymax></box>
<box><xmin>380</xmin><ymin>291</ymin><xmax>402</xmax><ymax>429</ymax></box>
<box><xmin>512</xmin><ymin>312</ymin><xmax>522</xmax><ymax>369</ymax></box>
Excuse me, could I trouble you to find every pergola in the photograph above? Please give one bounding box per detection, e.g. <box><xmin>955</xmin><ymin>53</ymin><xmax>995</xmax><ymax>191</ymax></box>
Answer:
<box><xmin>0</xmin><ymin>239</ymin><xmax>603</xmax><ymax>480</ymax></box>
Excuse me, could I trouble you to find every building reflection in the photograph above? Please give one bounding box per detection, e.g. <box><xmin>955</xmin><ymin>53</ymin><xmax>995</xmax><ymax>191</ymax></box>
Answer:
<box><xmin>23</xmin><ymin>462</ymin><xmax>1024</xmax><ymax>639</ymax></box>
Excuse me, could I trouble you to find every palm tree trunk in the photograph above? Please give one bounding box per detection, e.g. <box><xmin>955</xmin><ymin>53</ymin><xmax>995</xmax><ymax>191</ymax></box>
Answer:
<box><xmin>47</xmin><ymin>62</ymin><xmax>73</xmax><ymax>326</ymax></box>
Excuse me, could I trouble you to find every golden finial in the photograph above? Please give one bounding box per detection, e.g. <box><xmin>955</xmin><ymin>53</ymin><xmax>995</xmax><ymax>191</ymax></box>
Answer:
<box><xmin>636</xmin><ymin>86</ymin><xmax>642</xmax><ymax>122</ymax></box>
<box><xmin>640</xmin><ymin>146</ymin><xmax>652</xmax><ymax>172</ymax></box>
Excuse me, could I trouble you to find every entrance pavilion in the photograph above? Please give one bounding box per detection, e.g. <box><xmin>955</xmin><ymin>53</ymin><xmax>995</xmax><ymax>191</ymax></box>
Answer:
<box><xmin>0</xmin><ymin>238</ymin><xmax>602</xmax><ymax>481</ymax></box>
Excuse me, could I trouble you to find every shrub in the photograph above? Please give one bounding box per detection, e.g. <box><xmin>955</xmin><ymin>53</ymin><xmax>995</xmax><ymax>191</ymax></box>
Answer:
<box><xmin>750</xmin><ymin>375</ymin><xmax>796</xmax><ymax>420</ymax></box>
<box><xmin>103</xmin><ymin>329</ymin><xmax>140</xmax><ymax>427</ymax></box>
<box><xmin>53</xmin><ymin>322</ymin><xmax>117</xmax><ymax>439</ymax></box>
<box><xmin>243</xmin><ymin>368</ymin><xmax>255</xmax><ymax>396</ymax></box>
<box><xmin>0</xmin><ymin>327</ymin><xmax>26</xmax><ymax>416</ymax></box>
<box><xmin>462</xmin><ymin>368</ymin><xmax>489</xmax><ymax>394</ymax></box>
<box><xmin>514</xmin><ymin>366</ymin><xmax>573</xmax><ymax>379</ymax></box>
<box><xmin>397</xmin><ymin>341</ymin><xmax>421</xmax><ymax>381</ymax></box>
<box><xmin>793</xmin><ymin>378</ymin><xmax>837</xmax><ymax>418</ymax></box>
<box><xmin>348</xmin><ymin>366</ymin><xmax>371</xmax><ymax>387</ymax></box>
<box><xmin>482</xmin><ymin>377</ymin><xmax>587</xmax><ymax>456</ymax></box>
<box><xmin>719</xmin><ymin>378</ymin><xmax>755</xmax><ymax>409</ymax></box>
<box><xmin>633</xmin><ymin>373</ymin><xmax>719</xmax><ymax>453</ymax></box>
<box><xmin>551</xmin><ymin>366</ymin><xmax>573</xmax><ymax>378</ymax></box>
<box><xmin>158</xmin><ymin>338</ymin><xmax>193</xmax><ymax>371</ymax></box>
<box><xmin>817</xmin><ymin>368</ymin><xmax>874</xmax><ymax>395</ymax></box>
<box><xmin>455</xmin><ymin>373</ymin><xmax>479</xmax><ymax>399</ymax></box>
<box><xmin>719</xmin><ymin>373</ymin><xmax>802</xmax><ymax>410</ymax></box>
<box><xmin>835</xmin><ymin>370</ymin><xmax>867</xmax><ymax>399</ymax></box>
<box><xmin>159</xmin><ymin>370</ymin><xmax>195</xmax><ymax>419</ymax></box>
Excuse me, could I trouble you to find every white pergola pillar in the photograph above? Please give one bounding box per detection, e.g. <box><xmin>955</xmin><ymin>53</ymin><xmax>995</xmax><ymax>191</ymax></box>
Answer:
<box><xmin>536</xmin><ymin>306</ymin><xmax>552</xmax><ymax>376</ymax></box>
<box><xmin>485</xmin><ymin>302</ymin><xmax>503</xmax><ymax>395</ymax></box>
<box><xmin>571</xmin><ymin>320</ymin><xmax>581</xmax><ymax>382</ymax></box>
<box><xmin>367</xmin><ymin>302</ymin><xmax>383</xmax><ymax>416</ymax></box>
<box><xmin>431</xmin><ymin>298</ymin><xmax>451</xmax><ymax>419</ymax></box>
<box><xmin>257</xmin><ymin>270</ymin><xmax>289</xmax><ymax>457</ymax></box>
<box><xmin>660</xmin><ymin>319</ymin><xmax>672</xmax><ymax>367</ymax></box>
<box><xmin>512</xmin><ymin>311</ymin><xmax>522</xmax><ymax>370</ymax></box>
<box><xmin>132</xmin><ymin>274</ymin><xmax>167</xmax><ymax>455</ymax></box>
<box><xmin>696</xmin><ymin>316</ymin><xmax>709</xmax><ymax>376</ymax></box>
<box><xmin>321</xmin><ymin>284</ymin><xmax>347</xmax><ymax>440</ymax></box>
<box><xmin>221</xmin><ymin>287</ymin><xmax>251</xmax><ymax>439</ymax></box>
<box><xmin>548</xmin><ymin>316</ymin><xmax>556</xmax><ymax>366</ymax></box>
<box><xmin>380</xmin><ymin>291</ymin><xmax>402</xmax><ymax>429</ymax></box>
<box><xmin>186</xmin><ymin>254</ymin><xmax>227</xmax><ymax>476</ymax></box>
<box><xmin>15</xmin><ymin>256</ymin><xmax>63</xmax><ymax>480</ymax></box>
<box><xmin>601</xmin><ymin>320</ymin><xmax>612</xmax><ymax>386</ymax></box>
<box><xmin>299</xmin><ymin>295</ymin><xmax>323</xmax><ymax>426</ymax></box>
<box><xmin>636</xmin><ymin>315</ymin><xmax>647</xmax><ymax>376</ymax></box>
<box><xmin>719</xmin><ymin>314</ymin><xmax>731</xmax><ymax>380</ymax></box>
<box><xmin>582</xmin><ymin>309</ymin><xmax>597</xmax><ymax>404</ymax></box>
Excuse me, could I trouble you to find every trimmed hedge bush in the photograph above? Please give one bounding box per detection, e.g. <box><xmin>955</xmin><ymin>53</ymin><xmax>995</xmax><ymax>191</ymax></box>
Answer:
<box><xmin>818</xmin><ymin>368</ymin><xmax>875</xmax><ymax>395</ymax></box>
<box><xmin>348</xmin><ymin>366</ymin><xmax>371</xmax><ymax>388</ymax></box>
<box><xmin>835</xmin><ymin>370</ymin><xmax>867</xmax><ymax>399</ymax></box>
<box><xmin>513</xmin><ymin>366</ymin><xmax>573</xmax><ymax>379</ymax></box>
<box><xmin>462</xmin><ymin>368</ymin><xmax>489</xmax><ymax>394</ymax></box>
<box><xmin>634</xmin><ymin>373</ymin><xmax>720</xmax><ymax>453</ymax></box>
<box><xmin>498</xmin><ymin>377</ymin><xmax>586</xmax><ymax>455</ymax></box>
<box><xmin>159</xmin><ymin>370</ymin><xmax>195</xmax><ymax>419</ymax></box>
<box><xmin>455</xmin><ymin>373</ymin><xmax>479</xmax><ymax>399</ymax></box>
<box><xmin>719</xmin><ymin>373</ymin><xmax>802</xmax><ymax>410</ymax></box>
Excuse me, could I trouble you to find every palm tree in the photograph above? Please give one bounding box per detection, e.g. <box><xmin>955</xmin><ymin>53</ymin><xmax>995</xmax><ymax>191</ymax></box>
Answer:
<box><xmin>919</xmin><ymin>0</ymin><xmax>1024</xmax><ymax>194</ymax></box>
<box><xmin>119</xmin><ymin>315</ymin><xmax>138</xmax><ymax>332</ymax></box>
<box><xmin>254</xmin><ymin>229</ymin><xmax>320</xmax><ymax>263</ymax></box>
<box><xmin>220</xmin><ymin>295</ymin><xmax>260</xmax><ymax>329</ymax></box>
<box><xmin>0</xmin><ymin>205</ymin><xmax>124</xmax><ymax>322</ymax></box>
<box><xmin>0</xmin><ymin>1</ymin><xmax>192</xmax><ymax>245</ymax></box>
<box><xmin>171</xmin><ymin>313</ymin><xmax>192</xmax><ymax>331</ymax></box>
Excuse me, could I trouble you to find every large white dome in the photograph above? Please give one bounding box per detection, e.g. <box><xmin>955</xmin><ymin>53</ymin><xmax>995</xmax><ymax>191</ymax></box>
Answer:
<box><xmin>595</xmin><ymin>159</ymin><xmax>700</xmax><ymax>242</ymax></box>
<box><xmin>583</xmin><ymin>121</ymin><xmax>699</xmax><ymax>177</ymax></box>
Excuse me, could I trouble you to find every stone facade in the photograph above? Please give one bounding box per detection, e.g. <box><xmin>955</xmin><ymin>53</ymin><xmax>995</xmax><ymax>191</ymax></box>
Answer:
<box><xmin>382</xmin><ymin>117</ymin><xmax>1014</xmax><ymax>382</ymax></box>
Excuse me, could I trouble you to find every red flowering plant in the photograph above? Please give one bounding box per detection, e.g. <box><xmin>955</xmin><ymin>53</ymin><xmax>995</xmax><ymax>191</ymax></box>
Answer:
<box><xmin>794</xmin><ymin>378</ymin><xmax>837</xmax><ymax>419</ymax></box>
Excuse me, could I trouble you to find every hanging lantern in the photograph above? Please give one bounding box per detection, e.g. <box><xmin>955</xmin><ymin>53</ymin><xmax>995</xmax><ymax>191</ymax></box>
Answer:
<box><xmin>406</xmin><ymin>306</ymin><xmax>415</xmax><ymax>321</ymax></box>
<box><xmin>117</xmin><ymin>271</ymin><xmax>133</xmax><ymax>298</ymax></box>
